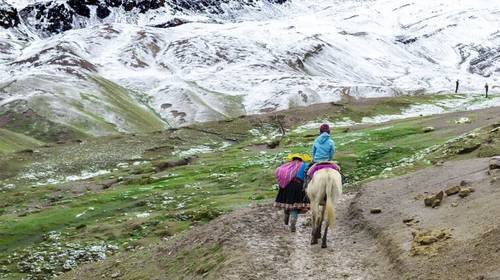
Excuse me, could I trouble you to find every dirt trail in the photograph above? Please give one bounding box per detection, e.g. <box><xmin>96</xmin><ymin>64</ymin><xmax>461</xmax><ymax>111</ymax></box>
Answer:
<box><xmin>63</xmin><ymin>157</ymin><xmax>500</xmax><ymax>280</ymax></box>
<box><xmin>216</xmin><ymin>194</ymin><xmax>391</xmax><ymax>280</ymax></box>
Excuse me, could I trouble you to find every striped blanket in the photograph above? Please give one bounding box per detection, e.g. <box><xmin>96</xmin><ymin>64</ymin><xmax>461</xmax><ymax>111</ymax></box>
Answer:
<box><xmin>275</xmin><ymin>161</ymin><xmax>302</xmax><ymax>189</ymax></box>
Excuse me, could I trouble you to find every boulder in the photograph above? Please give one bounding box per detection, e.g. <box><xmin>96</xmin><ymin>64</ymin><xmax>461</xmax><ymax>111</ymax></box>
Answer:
<box><xmin>424</xmin><ymin>191</ymin><xmax>444</xmax><ymax>208</ymax></box>
<box><xmin>457</xmin><ymin>142</ymin><xmax>481</xmax><ymax>154</ymax></box>
<box><xmin>458</xmin><ymin>187</ymin><xmax>474</xmax><ymax>198</ymax></box>
<box><xmin>490</xmin><ymin>156</ymin><xmax>500</xmax><ymax>170</ymax></box>
<box><xmin>151</xmin><ymin>18</ymin><xmax>188</xmax><ymax>28</ymax></box>
<box><xmin>460</xmin><ymin>180</ymin><xmax>472</xmax><ymax>186</ymax></box>
<box><xmin>153</xmin><ymin>156</ymin><xmax>196</xmax><ymax>172</ymax></box>
<box><xmin>422</xmin><ymin>126</ymin><xmax>435</xmax><ymax>133</ymax></box>
<box><xmin>445</xmin><ymin>186</ymin><xmax>460</xmax><ymax>196</ymax></box>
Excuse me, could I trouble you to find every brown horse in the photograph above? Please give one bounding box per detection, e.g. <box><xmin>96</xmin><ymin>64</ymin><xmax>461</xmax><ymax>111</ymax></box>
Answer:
<box><xmin>306</xmin><ymin>168</ymin><xmax>342</xmax><ymax>248</ymax></box>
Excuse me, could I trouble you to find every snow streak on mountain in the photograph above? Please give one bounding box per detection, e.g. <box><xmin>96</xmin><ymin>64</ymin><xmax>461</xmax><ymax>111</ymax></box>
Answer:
<box><xmin>0</xmin><ymin>0</ymin><xmax>499</xmax><ymax>132</ymax></box>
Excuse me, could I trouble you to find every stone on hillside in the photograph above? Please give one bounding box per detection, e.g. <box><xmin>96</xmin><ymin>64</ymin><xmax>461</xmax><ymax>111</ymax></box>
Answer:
<box><xmin>151</xmin><ymin>18</ymin><xmax>188</xmax><ymax>28</ymax></box>
<box><xmin>411</xmin><ymin>228</ymin><xmax>452</xmax><ymax>256</ymax></box>
<box><xmin>17</xmin><ymin>148</ymin><xmax>34</xmax><ymax>154</ymax></box>
<box><xmin>435</xmin><ymin>160</ymin><xmax>445</xmax><ymax>166</ymax></box>
<box><xmin>403</xmin><ymin>218</ymin><xmax>418</xmax><ymax>226</ymax></box>
<box><xmin>457</xmin><ymin>142</ymin><xmax>481</xmax><ymax>154</ymax></box>
<box><xmin>424</xmin><ymin>191</ymin><xmax>444</xmax><ymax>208</ymax></box>
<box><xmin>153</xmin><ymin>156</ymin><xmax>196</xmax><ymax>172</ymax></box>
<box><xmin>422</xmin><ymin>126</ymin><xmax>435</xmax><ymax>133</ymax></box>
<box><xmin>460</xmin><ymin>180</ymin><xmax>472</xmax><ymax>186</ymax></box>
<box><xmin>101</xmin><ymin>178</ymin><xmax>120</xmax><ymax>189</ymax></box>
<box><xmin>445</xmin><ymin>186</ymin><xmax>460</xmax><ymax>196</ymax></box>
<box><xmin>489</xmin><ymin>156</ymin><xmax>500</xmax><ymax>170</ymax></box>
<box><xmin>370</xmin><ymin>208</ymin><xmax>382</xmax><ymax>214</ymax></box>
<box><xmin>489</xmin><ymin>169</ymin><xmax>500</xmax><ymax>179</ymax></box>
<box><xmin>458</xmin><ymin>187</ymin><xmax>474</xmax><ymax>198</ymax></box>
<box><xmin>403</xmin><ymin>218</ymin><xmax>414</xmax><ymax>223</ymax></box>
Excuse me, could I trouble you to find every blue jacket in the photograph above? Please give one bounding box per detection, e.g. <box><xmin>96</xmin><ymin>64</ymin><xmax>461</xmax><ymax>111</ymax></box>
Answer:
<box><xmin>312</xmin><ymin>132</ymin><xmax>335</xmax><ymax>162</ymax></box>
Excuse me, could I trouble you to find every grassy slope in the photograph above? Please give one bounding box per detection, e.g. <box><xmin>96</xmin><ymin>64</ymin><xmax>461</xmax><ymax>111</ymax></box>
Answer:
<box><xmin>0</xmin><ymin>94</ymin><xmax>498</xmax><ymax>279</ymax></box>
<box><xmin>0</xmin><ymin>128</ymin><xmax>43</xmax><ymax>154</ymax></box>
<box><xmin>89</xmin><ymin>76</ymin><xmax>167</xmax><ymax>133</ymax></box>
<box><xmin>0</xmin><ymin>76</ymin><xmax>167</xmax><ymax>144</ymax></box>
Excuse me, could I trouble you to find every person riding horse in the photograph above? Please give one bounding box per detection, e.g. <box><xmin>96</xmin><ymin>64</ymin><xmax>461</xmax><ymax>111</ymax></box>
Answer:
<box><xmin>303</xmin><ymin>123</ymin><xmax>337</xmax><ymax>189</ymax></box>
<box><xmin>274</xmin><ymin>124</ymin><xmax>337</xmax><ymax>232</ymax></box>
<box><xmin>312</xmin><ymin>124</ymin><xmax>336</xmax><ymax>163</ymax></box>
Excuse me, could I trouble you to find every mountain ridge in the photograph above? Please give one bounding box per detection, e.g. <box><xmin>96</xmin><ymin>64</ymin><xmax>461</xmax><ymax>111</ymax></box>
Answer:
<box><xmin>1</xmin><ymin>0</ymin><xmax>499</xmax><ymax>136</ymax></box>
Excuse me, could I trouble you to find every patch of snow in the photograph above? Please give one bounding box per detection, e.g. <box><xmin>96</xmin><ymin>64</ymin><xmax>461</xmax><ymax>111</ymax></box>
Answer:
<box><xmin>293</xmin><ymin>118</ymin><xmax>356</xmax><ymax>133</ymax></box>
<box><xmin>116</xmin><ymin>162</ymin><xmax>129</xmax><ymax>168</ymax></box>
<box><xmin>65</xmin><ymin>170</ymin><xmax>110</xmax><ymax>182</ymax></box>
<box><xmin>455</xmin><ymin>117</ymin><xmax>471</xmax><ymax>124</ymax></box>
<box><xmin>173</xmin><ymin>145</ymin><xmax>212</xmax><ymax>157</ymax></box>
<box><xmin>136</xmin><ymin>212</ymin><xmax>150</xmax><ymax>218</ymax></box>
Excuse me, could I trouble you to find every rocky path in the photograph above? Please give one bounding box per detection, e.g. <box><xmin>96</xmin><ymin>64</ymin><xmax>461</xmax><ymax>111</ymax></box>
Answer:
<box><xmin>217</xmin><ymin>194</ymin><xmax>391</xmax><ymax>280</ymax></box>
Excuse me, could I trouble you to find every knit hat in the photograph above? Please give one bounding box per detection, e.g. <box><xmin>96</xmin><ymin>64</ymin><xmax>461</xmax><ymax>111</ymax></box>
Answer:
<box><xmin>319</xmin><ymin>123</ymin><xmax>330</xmax><ymax>134</ymax></box>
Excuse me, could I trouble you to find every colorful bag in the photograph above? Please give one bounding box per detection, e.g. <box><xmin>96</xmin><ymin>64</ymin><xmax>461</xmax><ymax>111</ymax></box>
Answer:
<box><xmin>275</xmin><ymin>160</ymin><xmax>302</xmax><ymax>189</ymax></box>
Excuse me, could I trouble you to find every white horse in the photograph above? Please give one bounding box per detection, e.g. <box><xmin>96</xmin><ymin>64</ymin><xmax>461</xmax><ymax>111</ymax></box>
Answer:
<box><xmin>306</xmin><ymin>168</ymin><xmax>342</xmax><ymax>248</ymax></box>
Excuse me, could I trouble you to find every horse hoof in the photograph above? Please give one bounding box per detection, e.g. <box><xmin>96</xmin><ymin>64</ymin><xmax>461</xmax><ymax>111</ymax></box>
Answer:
<box><xmin>321</xmin><ymin>244</ymin><xmax>327</xmax><ymax>248</ymax></box>
<box><xmin>311</xmin><ymin>240</ymin><xmax>318</xmax><ymax>245</ymax></box>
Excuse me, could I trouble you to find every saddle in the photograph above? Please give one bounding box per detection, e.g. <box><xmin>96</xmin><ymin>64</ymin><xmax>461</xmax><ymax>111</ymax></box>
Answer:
<box><xmin>307</xmin><ymin>161</ymin><xmax>340</xmax><ymax>178</ymax></box>
<box><xmin>305</xmin><ymin>162</ymin><xmax>341</xmax><ymax>206</ymax></box>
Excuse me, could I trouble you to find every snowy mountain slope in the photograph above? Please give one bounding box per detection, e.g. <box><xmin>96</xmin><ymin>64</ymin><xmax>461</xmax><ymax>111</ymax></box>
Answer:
<box><xmin>0</xmin><ymin>0</ymin><xmax>499</xmax><ymax>133</ymax></box>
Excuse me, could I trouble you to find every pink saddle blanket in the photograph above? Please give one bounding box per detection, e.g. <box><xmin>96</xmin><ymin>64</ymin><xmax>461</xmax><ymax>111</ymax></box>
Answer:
<box><xmin>307</xmin><ymin>162</ymin><xmax>340</xmax><ymax>177</ymax></box>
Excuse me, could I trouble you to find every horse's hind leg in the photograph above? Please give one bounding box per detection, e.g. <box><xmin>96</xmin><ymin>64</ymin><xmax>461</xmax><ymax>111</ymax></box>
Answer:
<box><xmin>315</xmin><ymin>205</ymin><xmax>325</xmax><ymax>240</ymax></box>
<box><xmin>321</xmin><ymin>223</ymin><xmax>329</xmax><ymax>248</ymax></box>
<box><xmin>310</xmin><ymin>211</ymin><xmax>318</xmax><ymax>244</ymax></box>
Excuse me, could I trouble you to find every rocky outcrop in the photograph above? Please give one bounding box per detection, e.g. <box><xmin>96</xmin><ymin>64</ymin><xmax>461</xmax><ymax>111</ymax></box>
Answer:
<box><xmin>3</xmin><ymin>0</ymin><xmax>289</xmax><ymax>35</ymax></box>
<box><xmin>18</xmin><ymin>2</ymin><xmax>75</xmax><ymax>33</ymax></box>
<box><xmin>0</xmin><ymin>2</ymin><xmax>20</xmax><ymax>28</ymax></box>
<box><xmin>150</xmin><ymin>18</ymin><xmax>188</xmax><ymax>28</ymax></box>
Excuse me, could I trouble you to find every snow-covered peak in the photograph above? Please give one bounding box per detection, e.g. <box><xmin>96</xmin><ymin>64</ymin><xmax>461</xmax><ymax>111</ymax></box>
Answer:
<box><xmin>0</xmin><ymin>0</ymin><xmax>499</xmax><ymax>132</ymax></box>
<box><xmin>1</xmin><ymin>0</ymin><xmax>293</xmax><ymax>36</ymax></box>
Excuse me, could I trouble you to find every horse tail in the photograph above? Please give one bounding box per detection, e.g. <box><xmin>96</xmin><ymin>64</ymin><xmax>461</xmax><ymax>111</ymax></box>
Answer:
<box><xmin>325</xmin><ymin>169</ymin><xmax>342</xmax><ymax>229</ymax></box>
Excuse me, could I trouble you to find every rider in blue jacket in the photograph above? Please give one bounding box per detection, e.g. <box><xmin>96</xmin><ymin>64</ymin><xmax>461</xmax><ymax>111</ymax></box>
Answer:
<box><xmin>312</xmin><ymin>124</ymin><xmax>336</xmax><ymax>162</ymax></box>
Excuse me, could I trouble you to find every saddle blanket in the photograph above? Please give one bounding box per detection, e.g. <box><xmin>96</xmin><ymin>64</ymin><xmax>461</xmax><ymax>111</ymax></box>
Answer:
<box><xmin>307</xmin><ymin>162</ymin><xmax>340</xmax><ymax>177</ymax></box>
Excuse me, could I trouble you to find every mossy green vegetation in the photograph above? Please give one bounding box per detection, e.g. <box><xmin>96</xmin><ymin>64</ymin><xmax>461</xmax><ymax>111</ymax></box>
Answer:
<box><xmin>0</xmin><ymin>128</ymin><xmax>43</xmax><ymax>154</ymax></box>
<box><xmin>91</xmin><ymin>76</ymin><xmax>167</xmax><ymax>132</ymax></box>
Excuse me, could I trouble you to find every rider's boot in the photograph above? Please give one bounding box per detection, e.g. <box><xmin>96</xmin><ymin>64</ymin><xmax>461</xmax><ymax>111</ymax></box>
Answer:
<box><xmin>290</xmin><ymin>210</ymin><xmax>298</xmax><ymax>232</ymax></box>
<box><xmin>283</xmin><ymin>209</ymin><xmax>290</xmax><ymax>225</ymax></box>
